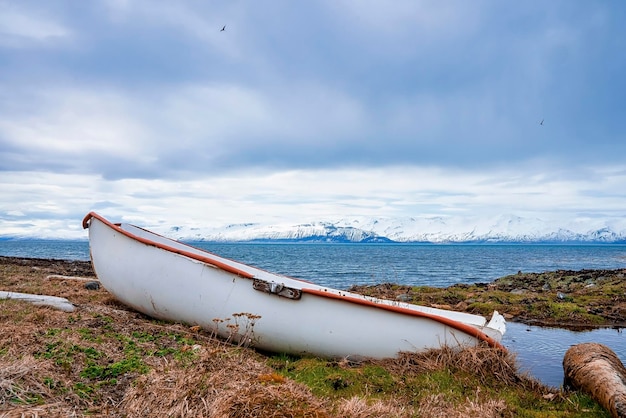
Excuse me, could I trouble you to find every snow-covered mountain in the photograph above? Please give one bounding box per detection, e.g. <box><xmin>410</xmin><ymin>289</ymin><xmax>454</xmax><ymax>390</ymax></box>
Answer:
<box><xmin>164</xmin><ymin>215</ymin><xmax>626</xmax><ymax>243</ymax></box>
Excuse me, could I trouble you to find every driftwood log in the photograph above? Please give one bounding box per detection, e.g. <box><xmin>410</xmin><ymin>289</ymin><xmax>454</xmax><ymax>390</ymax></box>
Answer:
<box><xmin>0</xmin><ymin>291</ymin><xmax>76</xmax><ymax>312</ymax></box>
<box><xmin>563</xmin><ymin>342</ymin><xmax>626</xmax><ymax>418</ymax></box>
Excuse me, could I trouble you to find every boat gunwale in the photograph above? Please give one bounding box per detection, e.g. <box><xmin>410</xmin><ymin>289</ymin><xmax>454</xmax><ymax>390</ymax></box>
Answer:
<box><xmin>82</xmin><ymin>211</ymin><xmax>506</xmax><ymax>350</ymax></box>
<box><xmin>83</xmin><ymin>212</ymin><xmax>255</xmax><ymax>279</ymax></box>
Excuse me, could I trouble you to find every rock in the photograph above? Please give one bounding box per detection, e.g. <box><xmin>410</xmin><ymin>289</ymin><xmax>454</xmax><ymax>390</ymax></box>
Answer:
<box><xmin>563</xmin><ymin>343</ymin><xmax>626</xmax><ymax>418</ymax></box>
<box><xmin>396</xmin><ymin>293</ymin><xmax>412</xmax><ymax>302</ymax></box>
<box><xmin>454</xmin><ymin>301</ymin><xmax>468</xmax><ymax>310</ymax></box>
<box><xmin>84</xmin><ymin>281</ymin><xmax>100</xmax><ymax>290</ymax></box>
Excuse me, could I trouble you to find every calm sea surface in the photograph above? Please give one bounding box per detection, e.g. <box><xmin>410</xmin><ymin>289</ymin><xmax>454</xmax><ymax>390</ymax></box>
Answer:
<box><xmin>1</xmin><ymin>240</ymin><xmax>625</xmax><ymax>387</ymax></box>
<box><xmin>4</xmin><ymin>240</ymin><xmax>624</xmax><ymax>288</ymax></box>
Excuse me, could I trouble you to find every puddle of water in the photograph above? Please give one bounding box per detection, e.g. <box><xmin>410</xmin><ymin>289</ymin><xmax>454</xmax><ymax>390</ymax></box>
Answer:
<box><xmin>503</xmin><ymin>322</ymin><xmax>626</xmax><ymax>388</ymax></box>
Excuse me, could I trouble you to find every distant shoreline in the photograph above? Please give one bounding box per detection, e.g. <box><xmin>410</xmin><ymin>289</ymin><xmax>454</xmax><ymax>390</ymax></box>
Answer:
<box><xmin>3</xmin><ymin>255</ymin><xmax>625</xmax><ymax>331</ymax></box>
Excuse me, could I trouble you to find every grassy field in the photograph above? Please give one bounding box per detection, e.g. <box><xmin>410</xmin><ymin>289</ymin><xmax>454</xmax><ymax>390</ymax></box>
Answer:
<box><xmin>0</xmin><ymin>256</ymin><xmax>617</xmax><ymax>417</ymax></box>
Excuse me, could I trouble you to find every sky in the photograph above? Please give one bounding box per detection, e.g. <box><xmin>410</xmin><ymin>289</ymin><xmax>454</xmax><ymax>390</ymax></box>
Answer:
<box><xmin>1</xmin><ymin>0</ymin><xmax>625</xmax><ymax>238</ymax></box>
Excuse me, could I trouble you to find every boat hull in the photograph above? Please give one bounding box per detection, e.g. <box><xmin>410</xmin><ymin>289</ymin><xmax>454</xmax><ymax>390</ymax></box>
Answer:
<box><xmin>84</xmin><ymin>212</ymin><xmax>506</xmax><ymax>359</ymax></box>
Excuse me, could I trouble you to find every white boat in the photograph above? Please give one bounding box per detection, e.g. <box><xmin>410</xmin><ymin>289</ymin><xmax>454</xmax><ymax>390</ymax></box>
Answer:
<box><xmin>83</xmin><ymin>212</ymin><xmax>506</xmax><ymax>359</ymax></box>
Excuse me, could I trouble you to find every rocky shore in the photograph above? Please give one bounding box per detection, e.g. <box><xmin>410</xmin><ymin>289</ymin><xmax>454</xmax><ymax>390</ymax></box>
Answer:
<box><xmin>350</xmin><ymin>268</ymin><xmax>626</xmax><ymax>330</ymax></box>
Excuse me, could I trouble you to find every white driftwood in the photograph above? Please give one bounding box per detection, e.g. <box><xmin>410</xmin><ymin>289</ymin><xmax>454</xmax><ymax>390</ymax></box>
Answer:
<box><xmin>0</xmin><ymin>291</ymin><xmax>75</xmax><ymax>312</ymax></box>
<box><xmin>46</xmin><ymin>274</ymin><xmax>95</xmax><ymax>282</ymax></box>
<box><xmin>563</xmin><ymin>342</ymin><xmax>626</xmax><ymax>418</ymax></box>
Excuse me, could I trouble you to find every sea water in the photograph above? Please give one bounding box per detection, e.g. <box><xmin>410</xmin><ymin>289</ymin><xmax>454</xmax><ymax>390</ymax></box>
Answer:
<box><xmin>1</xmin><ymin>240</ymin><xmax>625</xmax><ymax>387</ymax></box>
<box><xmin>2</xmin><ymin>240</ymin><xmax>625</xmax><ymax>288</ymax></box>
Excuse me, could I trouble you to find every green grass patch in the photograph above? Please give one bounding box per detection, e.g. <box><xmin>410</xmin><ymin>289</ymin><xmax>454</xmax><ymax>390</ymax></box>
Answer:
<box><xmin>81</xmin><ymin>354</ymin><xmax>148</xmax><ymax>379</ymax></box>
<box><xmin>267</xmin><ymin>347</ymin><xmax>613</xmax><ymax>417</ymax></box>
<box><xmin>269</xmin><ymin>356</ymin><xmax>397</xmax><ymax>399</ymax></box>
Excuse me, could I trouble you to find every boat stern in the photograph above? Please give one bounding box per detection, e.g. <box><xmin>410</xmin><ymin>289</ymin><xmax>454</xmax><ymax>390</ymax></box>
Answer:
<box><xmin>486</xmin><ymin>310</ymin><xmax>507</xmax><ymax>340</ymax></box>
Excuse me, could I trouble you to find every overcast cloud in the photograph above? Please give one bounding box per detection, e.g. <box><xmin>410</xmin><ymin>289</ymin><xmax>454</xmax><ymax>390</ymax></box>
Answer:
<box><xmin>1</xmin><ymin>0</ymin><xmax>625</xmax><ymax>238</ymax></box>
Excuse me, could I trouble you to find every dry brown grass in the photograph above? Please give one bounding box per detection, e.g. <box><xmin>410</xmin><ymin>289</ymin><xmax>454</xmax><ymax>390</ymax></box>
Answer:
<box><xmin>0</xmin><ymin>354</ymin><xmax>84</xmax><ymax>418</ymax></box>
<box><xmin>416</xmin><ymin>393</ymin><xmax>507</xmax><ymax>418</ymax></box>
<box><xmin>0</xmin><ymin>257</ymin><xmax>333</xmax><ymax>417</ymax></box>
<box><xmin>379</xmin><ymin>344</ymin><xmax>537</xmax><ymax>389</ymax></box>
<box><xmin>335</xmin><ymin>396</ymin><xmax>411</xmax><ymax>417</ymax></box>
<box><xmin>1</xmin><ymin>356</ymin><xmax>50</xmax><ymax>407</ymax></box>
<box><xmin>121</xmin><ymin>346</ymin><xmax>332</xmax><ymax>417</ymax></box>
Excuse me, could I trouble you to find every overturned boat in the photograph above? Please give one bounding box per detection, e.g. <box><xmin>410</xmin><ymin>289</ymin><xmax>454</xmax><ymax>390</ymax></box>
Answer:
<box><xmin>83</xmin><ymin>212</ymin><xmax>506</xmax><ymax>359</ymax></box>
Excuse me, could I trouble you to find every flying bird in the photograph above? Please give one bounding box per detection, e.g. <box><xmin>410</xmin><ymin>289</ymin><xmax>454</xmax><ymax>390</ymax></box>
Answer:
<box><xmin>539</xmin><ymin>119</ymin><xmax>544</xmax><ymax>126</ymax></box>
<box><xmin>220</xmin><ymin>25</ymin><xmax>226</xmax><ymax>32</ymax></box>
